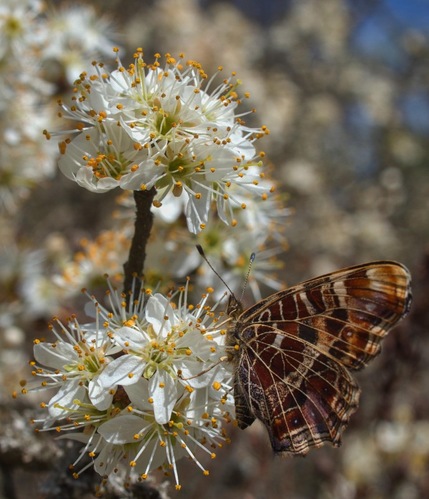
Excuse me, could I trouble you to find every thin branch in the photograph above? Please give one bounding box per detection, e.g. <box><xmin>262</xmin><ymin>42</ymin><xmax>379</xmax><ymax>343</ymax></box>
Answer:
<box><xmin>123</xmin><ymin>187</ymin><xmax>156</xmax><ymax>304</ymax></box>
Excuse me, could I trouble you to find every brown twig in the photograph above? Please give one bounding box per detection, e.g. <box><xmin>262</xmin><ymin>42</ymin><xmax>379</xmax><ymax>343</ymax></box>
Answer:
<box><xmin>123</xmin><ymin>188</ymin><xmax>156</xmax><ymax>304</ymax></box>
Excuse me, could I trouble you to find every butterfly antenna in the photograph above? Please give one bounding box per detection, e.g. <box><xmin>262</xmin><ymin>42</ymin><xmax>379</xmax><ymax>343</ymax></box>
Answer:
<box><xmin>239</xmin><ymin>252</ymin><xmax>256</xmax><ymax>302</ymax></box>
<box><xmin>196</xmin><ymin>244</ymin><xmax>236</xmax><ymax>298</ymax></box>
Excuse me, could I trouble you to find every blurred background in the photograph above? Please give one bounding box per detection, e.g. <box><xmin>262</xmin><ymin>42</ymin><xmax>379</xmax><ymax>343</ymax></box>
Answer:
<box><xmin>1</xmin><ymin>0</ymin><xmax>428</xmax><ymax>497</ymax></box>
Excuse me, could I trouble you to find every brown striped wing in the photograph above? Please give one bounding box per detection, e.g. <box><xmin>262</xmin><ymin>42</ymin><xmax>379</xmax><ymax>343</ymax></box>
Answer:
<box><xmin>230</xmin><ymin>261</ymin><xmax>412</xmax><ymax>455</ymax></box>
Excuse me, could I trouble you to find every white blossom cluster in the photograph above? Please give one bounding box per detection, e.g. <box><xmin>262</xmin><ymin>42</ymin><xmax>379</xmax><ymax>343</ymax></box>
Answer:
<box><xmin>8</xmin><ymin>33</ymin><xmax>286</xmax><ymax>490</ymax></box>
<box><xmin>24</xmin><ymin>282</ymin><xmax>234</xmax><ymax>490</ymax></box>
<box><xmin>0</xmin><ymin>0</ymin><xmax>118</xmax><ymax>211</ymax></box>
<box><xmin>53</xmin><ymin>48</ymin><xmax>272</xmax><ymax>233</ymax></box>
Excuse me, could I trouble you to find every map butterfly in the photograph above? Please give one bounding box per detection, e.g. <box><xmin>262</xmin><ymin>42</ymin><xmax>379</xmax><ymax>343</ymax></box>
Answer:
<box><xmin>226</xmin><ymin>261</ymin><xmax>412</xmax><ymax>455</ymax></box>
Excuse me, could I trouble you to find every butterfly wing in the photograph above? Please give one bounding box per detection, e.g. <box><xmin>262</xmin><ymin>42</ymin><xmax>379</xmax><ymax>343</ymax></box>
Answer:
<box><xmin>232</xmin><ymin>261</ymin><xmax>412</xmax><ymax>454</ymax></box>
<box><xmin>235</xmin><ymin>325</ymin><xmax>360</xmax><ymax>453</ymax></box>
<box><xmin>233</xmin><ymin>371</ymin><xmax>256</xmax><ymax>430</ymax></box>
<box><xmin>237</xmin><ymin>261</ymin><xmax>412</xmax><ymax>369</ymax></box>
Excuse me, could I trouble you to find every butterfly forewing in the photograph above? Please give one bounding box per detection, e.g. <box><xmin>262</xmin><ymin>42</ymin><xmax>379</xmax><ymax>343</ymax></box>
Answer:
<box><xmin>228</xmin><ymin>261</ymin><xmax>412</xmax><ymax>455</ymax></box>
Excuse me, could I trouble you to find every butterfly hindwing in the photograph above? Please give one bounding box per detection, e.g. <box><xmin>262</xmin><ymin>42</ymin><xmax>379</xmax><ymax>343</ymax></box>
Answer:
<box><xmin>233</xmin><ymin>370</ymin><xmax>256</xmax><ymax>430</ymax></box>
<box><xmin>229</xmin><ymin>261</ymin><xmax>412</xmax><ymax>454</ymax></box>
<box><xmin>235</xmin><ymin>324</ymin><xmax>360</xmax><ymax>454</ymax></box>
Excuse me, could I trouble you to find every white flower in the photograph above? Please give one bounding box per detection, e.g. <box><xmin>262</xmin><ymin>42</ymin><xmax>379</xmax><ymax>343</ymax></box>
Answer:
<box><xmin>95</xmin><ymin>381</ymin><xmax>233</xmax><ymax>490</ymax></box>
<box><xmin>52</xmin><ymin>230</ymin><xmax>130</xmax><ymax>296</ymax></box>
<box><xmin>97</xmin><ymin>291</ymin><xmax>227</xmax><ymax>424</ymax></box>
<box><xmin>0</xmin><ymin>88</ymin><xmax>57</xmax><ymax>212</ymax></box>
<box><xmin>29</xmin><ymin>311</ymin><xmax>121</xmax><ymax>423</ymax></box>
<box><xmin>42</xmin><ymin>4</ymin><xmax>118</xmax><ymax>83</ymax></box>
<box><xmin>22</xmin><ymin>280</ymin><xmax>234</xmax><ymax>489</ymax></box>
<box><xmin>196</xmin><ymin>232</ymin><xmax>286</xmax><ymax>303</ymax></box>
<box><xmin>0</xmin><ymin>0</ymin><xmax>44</xmax><ymax>60</ymax></box>
<box><xmin>53</xmin><ymin>49</ymin><xmax>272</xmax><ymax>232</ymax></box>
<box><xmin>112</xmin><ymin>185</ymin><xmax>290</xmax><ymax>293</ymax></box>
<box><xmin>58</xmin><ymin>123</ymin><xmax>150</xmax><ymax>193</ymax></box>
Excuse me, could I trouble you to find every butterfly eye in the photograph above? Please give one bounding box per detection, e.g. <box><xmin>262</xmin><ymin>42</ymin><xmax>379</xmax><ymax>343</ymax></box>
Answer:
<box><xmin>227</xmin><ymin>294</ymin><xmax>243</xmax><ymax>317</ymax></box>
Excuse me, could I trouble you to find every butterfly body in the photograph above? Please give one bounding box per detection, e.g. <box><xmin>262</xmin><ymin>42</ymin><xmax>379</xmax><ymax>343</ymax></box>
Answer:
<box><xmin>227</xmin><ymin>261</ymin><xmax>412</xmax><ymax>455</ymax></box>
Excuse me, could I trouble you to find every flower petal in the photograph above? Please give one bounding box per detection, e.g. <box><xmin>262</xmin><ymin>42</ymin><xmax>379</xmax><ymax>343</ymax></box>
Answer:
<box><xmin>33</xmin><ymin>341</ymin><xmax>77</xmax><ymax>370</ymax></box>
<box><xmin>113</xmin><ymin>326</ymin><xmax>148</xmax><ymax>350</ymax></box>
<box><xmin>149</xmin><ymin>370</ymin><xmax>178</xmax><ymax>424</ymax></box>
<box><xmin>97</xmin><ymin>354</ymin><xmax>145</xmax><ymax>389</ymax></box>
<box><xmin>47</xmin><ymin>378</ymin><xmax>87</xmax><ymax>419</ymax></box>
<box><xmin>146</xmin><ymin>294</ymin><xmax>176</xmax><ymax>336</ymax></box>
<box><xmin>98</xmin><ymin>414</ymin><xmax>148</xmax><ymax>444</ymax></box>
<box><xmin>88</xmin><ymin>374</ymin><xmax>115</xmax><ymax>410</ymax></box>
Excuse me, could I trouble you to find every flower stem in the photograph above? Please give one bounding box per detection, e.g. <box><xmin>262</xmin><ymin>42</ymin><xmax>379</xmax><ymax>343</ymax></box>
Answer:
<box><xmin>123</xmin><ymin>188</ymin><xmax>156</xmax><ymax>304</ymax></box>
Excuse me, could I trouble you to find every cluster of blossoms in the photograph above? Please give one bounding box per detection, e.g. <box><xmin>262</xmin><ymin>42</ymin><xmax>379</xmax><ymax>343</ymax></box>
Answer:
<box><xmin>22</xmin><ymin>281</ymin><xmax>234</xmax><ymax>490</ymax></box>
<box><xmin>12</xmin><ymin>46</ymin><xmax>288</xmax><ymax>492</ymax></box>
<box><xmin>53</xmin><ymin>230</ymin><xmax>131</xmax><ymax>296</ymax></box>
<box><xmin>52</xmin><ymin>48</ymin><xmax>272</xmax><ymax>233</ymax></box>
<box><xmin>52</xmin><ymin>200</ymin><xmax>289</xmax><ymax>306</ymax></box>
<box><xmin>121</xmin><ymin>183</ymin><xmax>290</xmax><ymax>299</ymax></box>
<box><xmin>0</xmin><ymin>0</ymin><xmax>118</xmax><ymax>212</ymax></box>
<box><xmin>39</xmin><ymin>49</ymin><xmax>289</xmax><ymax>330</ymax></box>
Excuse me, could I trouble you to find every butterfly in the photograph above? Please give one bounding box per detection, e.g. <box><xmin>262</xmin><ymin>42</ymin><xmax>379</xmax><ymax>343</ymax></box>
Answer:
<box><xmin>225</xmin><ymin>261</ymin><xmax>412</xmax><ymax>455</ymax></box>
